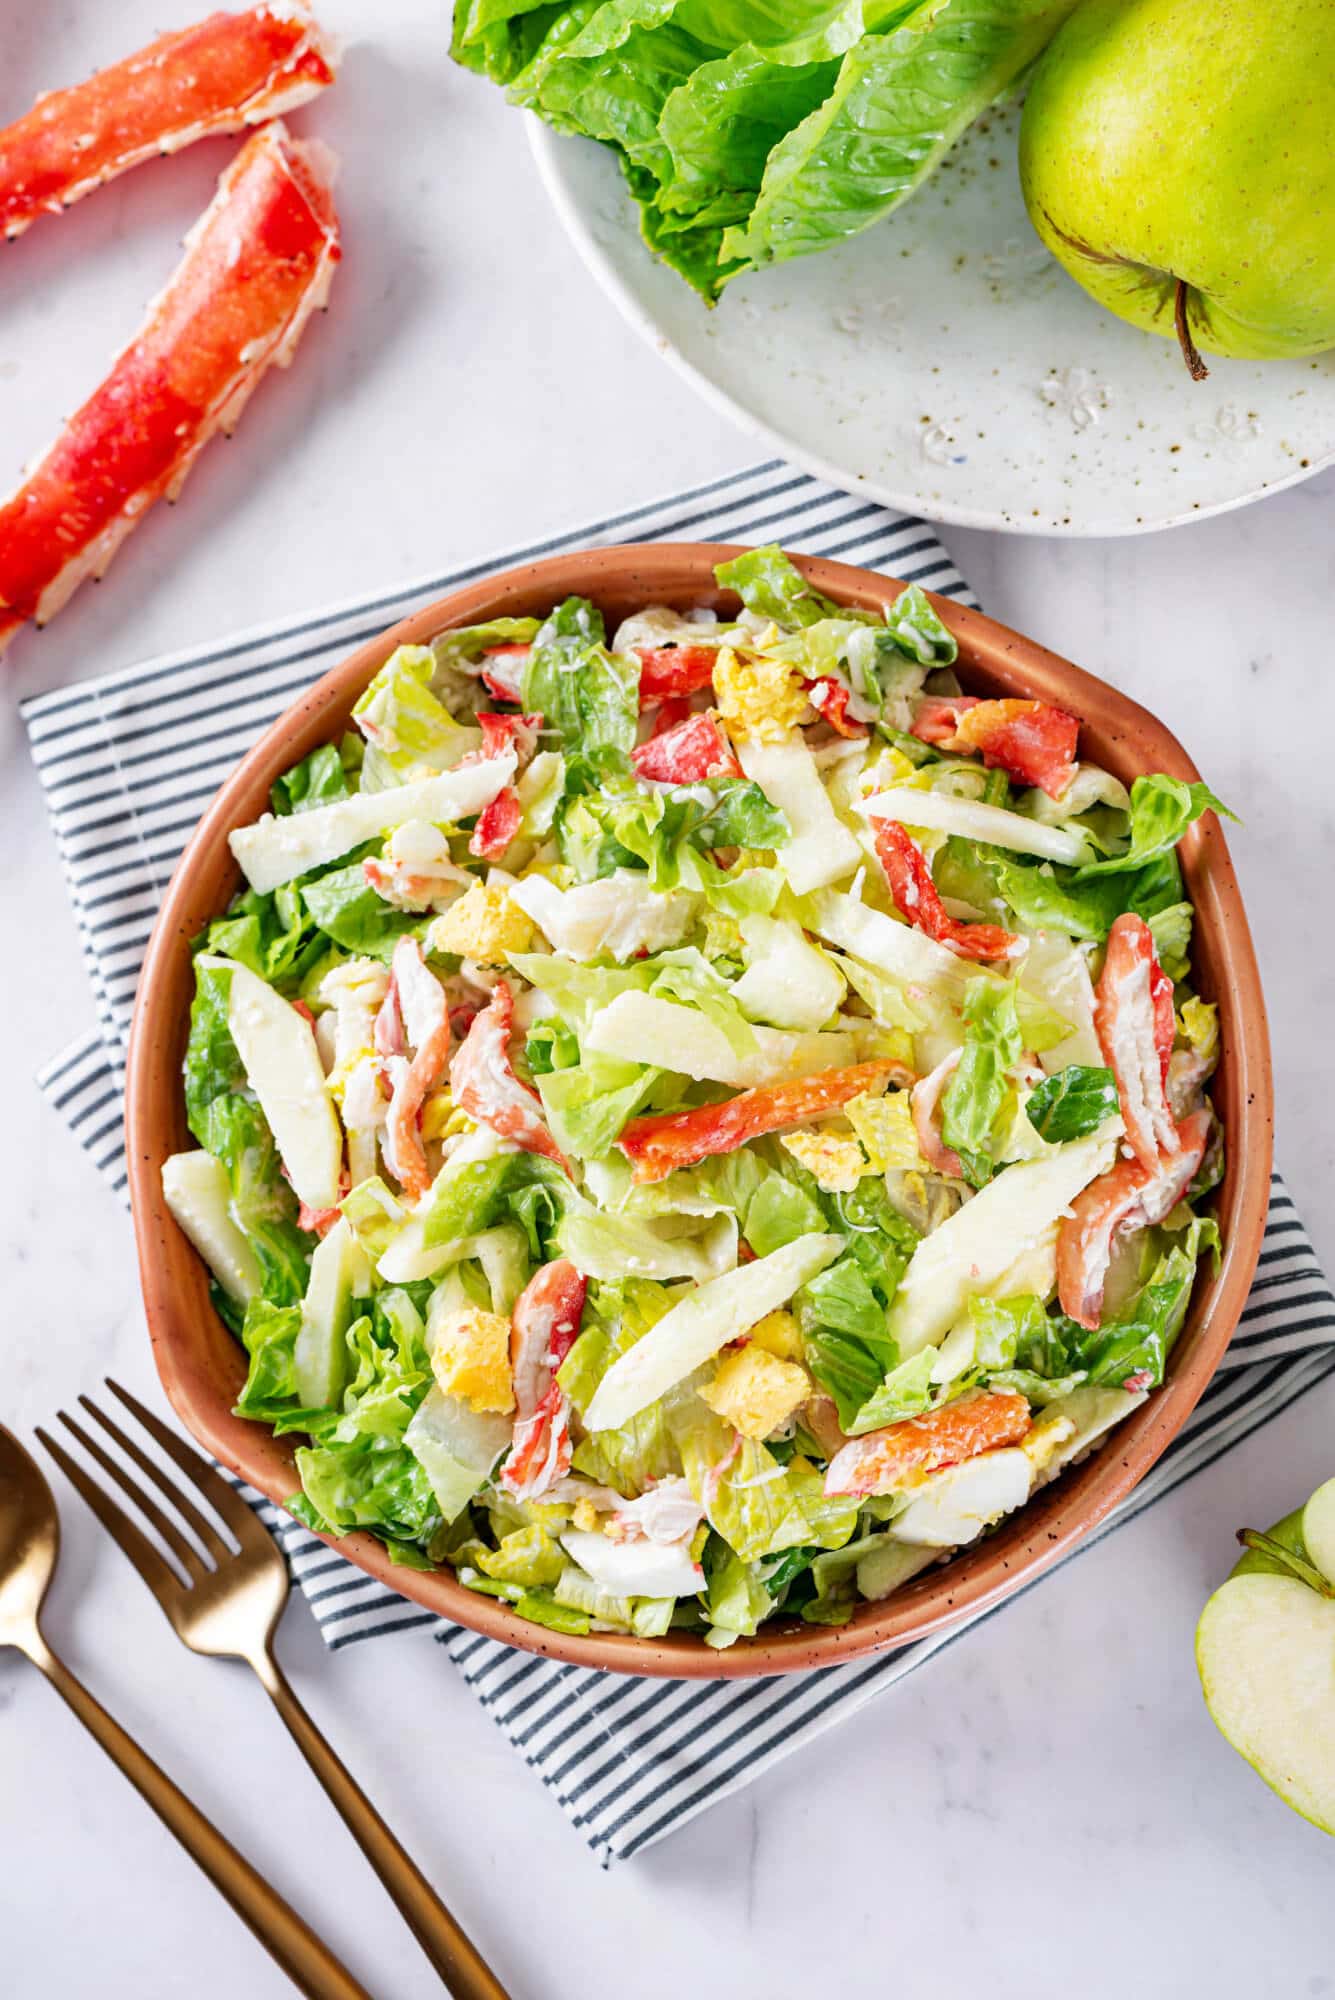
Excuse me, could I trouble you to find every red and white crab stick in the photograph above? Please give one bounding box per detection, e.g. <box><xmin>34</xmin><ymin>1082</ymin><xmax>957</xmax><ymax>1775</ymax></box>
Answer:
<box><xmin>0</xmin><ymin>120</ymin><xmax>340</xmax><ymax>654</ymax></box>
<box><xmin>0</xmin><ymin>5</ymin><xmax>337</xmax><ymax>242</ymax></box>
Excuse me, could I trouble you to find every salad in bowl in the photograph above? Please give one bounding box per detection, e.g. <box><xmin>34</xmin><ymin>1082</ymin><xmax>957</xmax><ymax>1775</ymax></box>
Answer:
<box><xmin>164</xmin><ymin>546</ymin><xmax>1229</xmax><ymax>1649</ymax></box>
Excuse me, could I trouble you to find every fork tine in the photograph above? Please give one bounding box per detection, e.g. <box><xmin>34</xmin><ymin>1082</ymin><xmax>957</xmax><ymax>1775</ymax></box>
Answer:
<box><xmin>78</xmin><ymin>1393</ymin><xmax>229</xmax><ymax>1566</ymax></box>
<box><xmin>36</xmin><ymin>1424</ymin><xmax>185</xmax><ymax>1612</ymax></box>
<box><xmin>105</xmin><ymin>1379</ymin><xmax>276</xmax><ymax>1559</ymax></box>
<box><xmin>55</xmin><ymin>1407</ymin><xmax>208</xmax><ymax>1579</ymax></box>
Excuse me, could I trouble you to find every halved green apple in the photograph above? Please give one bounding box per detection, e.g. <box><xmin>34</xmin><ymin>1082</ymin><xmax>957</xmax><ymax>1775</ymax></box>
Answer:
<box><xmin>1196</xmin><ymin>1478</ymin><xmax>1335</xmax><ymax>1835</ymax></box>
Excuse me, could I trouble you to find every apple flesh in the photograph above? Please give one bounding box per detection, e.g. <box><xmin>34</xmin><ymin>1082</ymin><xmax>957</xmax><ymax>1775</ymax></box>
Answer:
<box><xmin>1302</xmin><ymin>1478</ymin><xmax>1335</xmax><ymax>1587</ymax></box>
<box><xmin>1196</xmin><ymin>1479</ymin><xmax>1335</xmax><ymax>1835</ymax></box>
<box><xmin>1019</xmin><ymin>0</ymin><xmax>1335</xmax><ymax>374</ymax></box>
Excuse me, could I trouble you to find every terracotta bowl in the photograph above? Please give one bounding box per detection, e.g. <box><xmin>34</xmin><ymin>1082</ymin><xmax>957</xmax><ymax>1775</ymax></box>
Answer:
<box><xmin>126</xmin><ymin>544</ymin><xmax>1272</xmax><ymax>1677</ymax></box>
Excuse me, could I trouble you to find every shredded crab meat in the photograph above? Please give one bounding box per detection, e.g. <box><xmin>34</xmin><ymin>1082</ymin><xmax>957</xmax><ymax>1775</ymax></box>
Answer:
<box><xmin>1095</xmin><ymin>913</ymin><xmax>1179</xmax><ymax>1172</ymax></box>
<box><xmin>462</xmin><ymin>712</ymin><xmax>542</xmax><ymax>861</ymax></box>
<box><xmin>806</xmin><ymin>676</ymin><xmax>867</xmax><ymax>739</ymax></box>
<box><xmin>0</xmin><ymin>5</ymin><xmax>338</xmax><ymax>243</ymax></box>
<box><xmin>500</xmin><ymin>1260</ymin><xmax>586</xmax><ymax>1498</ymax></box>
<box><xmin>379</xmin><ymin>938</ymin><xmax>451</xmax><ymax>1203</ymax></box>
<box><xmin>703</xmin><ymin>1433</ymin><xmax>743</xmax><ymax>1507</ymax></box>
<box><xmin>1056</xmin><ymin>1104</ymin><xmax>1211</xmax><ymax>1330</ymax></box>
<box><xmin>364</xmin><ymin>823</ymin><xmax>471</xmax><ymax>911</ymax></box>
<box><xmin>478</xmin><ymin>644</ymin><xmax>528</xmax><ymax>703</ymax></box>
<box><xmin>449</xmin><ymin>980</ymin><xmax>571</xmax><ymax>1171</ymax></box>
<box><xmin>0</xmin><ymin>121</ymin><xmax>340</xmax><ymax>653</ymax></box>
<box><xmin>606</xmin><ymin>1477</ymin><xmax>705</xmax><ymax>1546</ymax></box>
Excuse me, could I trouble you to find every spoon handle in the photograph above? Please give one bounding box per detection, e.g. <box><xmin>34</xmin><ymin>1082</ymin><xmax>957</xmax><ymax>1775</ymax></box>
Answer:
<box><xmin>253</xmin><ymin>1647</ymin><xmax>511</xmax><ymax>2000</ymax></box>
<box><xmin>27</xmin><ymin>1632</ymin><xmax>373</xmax><ymax>2000</ymax></box>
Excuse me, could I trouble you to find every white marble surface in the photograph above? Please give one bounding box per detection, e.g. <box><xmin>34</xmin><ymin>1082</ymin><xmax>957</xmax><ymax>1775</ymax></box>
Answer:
<box><xmin>3</xmin><ymin>4</ymin><xmax>1334</xmax><ymax>1994</ymax></box>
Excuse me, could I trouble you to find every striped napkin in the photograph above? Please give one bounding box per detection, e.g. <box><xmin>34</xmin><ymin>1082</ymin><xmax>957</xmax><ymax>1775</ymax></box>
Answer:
<box><xmin>25</xmin><ymin>461</ymin><xmax>1335</xmax><ymax>1867</ymax></box>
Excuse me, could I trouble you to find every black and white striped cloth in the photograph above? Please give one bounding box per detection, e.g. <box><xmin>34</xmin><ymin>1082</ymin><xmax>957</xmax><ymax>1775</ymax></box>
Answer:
<box><xmin>24</xmin><ymin>461</ymin><xmax>1335</xmax><ymax>1866</ymax></box>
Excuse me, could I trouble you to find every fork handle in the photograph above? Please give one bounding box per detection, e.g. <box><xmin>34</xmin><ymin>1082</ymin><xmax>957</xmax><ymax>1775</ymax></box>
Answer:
<box><xmin>27</xmin><ymin>1633</ymin><xmax>372</xmax><ymax>2000</ymax></box>
<box><xmin>253</xmin><ymin>1649</ymin><xmax>511</xmax><ymax>2000</ymax></box>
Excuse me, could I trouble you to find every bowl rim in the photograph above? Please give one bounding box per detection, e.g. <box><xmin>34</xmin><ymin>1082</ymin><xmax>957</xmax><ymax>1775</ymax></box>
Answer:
<box><xmin>125</xmin><ymin>541</ymin><xmax>1273</xmax><ymax>1678</ymax></box>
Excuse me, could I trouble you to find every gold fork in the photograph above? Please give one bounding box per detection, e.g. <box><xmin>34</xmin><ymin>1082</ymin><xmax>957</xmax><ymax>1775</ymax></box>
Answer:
<box><xmin>38</xmin><ymin>1381</ymin><xmax>509</xmax><ymax>2000</ymax></box>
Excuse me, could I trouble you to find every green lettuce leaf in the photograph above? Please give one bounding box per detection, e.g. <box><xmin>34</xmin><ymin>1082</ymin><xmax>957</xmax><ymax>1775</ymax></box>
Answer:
<box><xmin>565</xmin><ymin>1279</ymin><xmax>687</xmax><ymax>1489</ymax></box>
<box><xmin>720</xmin><ymin>0</ymin><xmax>1080</xmax><ymax>277</ymax></box>
<box><xmin>1024</xmin><ymin>1064</ymin><xmax>1119</xmax><ymax>1144</ymax></box>
<box><xmin>270</xmin><ymin>740</ymin><xmax>357</xmax><ymax>816</ymax></box>
<box><xmin>881</xmin><ymin>582</ymin><xmax>958</xmax><ymax>666</ymax></box>
<box><xmin>1073</xmin><ymin>1215</ymin><xmax>1218</xmax><ymax>1389</ymax></box>
<box><xmin>300</xmin><ymin>859</ymin><xmax>421</xmax><ymax>961</ymax></box>
<box><xmin>703</xmin><ymin>1536</ymin><xmax>775</xmax><ymax>1639</ymax></box>
<box><xmin>1073</xmin><ymin>776</ymin><xmax>1235</xmax><ymax>881</ymax></box>
<box><xmin>714</xmin><ymin>544</ymin><xmax>850</xmax><ymax>627</ymax></box>
<box><xmin>522</xmin><ymin>597</ymin><xmax>639</xmax><ymax>757</ymax></box>
<box><xmin>940</xmin><ymin>977</ymin><xmax>1023</xmax><ymax>1185</ymax></box>
<box><xmin>290</xmin><ymin>1438</ymin><xmax>441</xmax><ymax>1543</ymax></box>
<box><xmin>990</xmin><ymin>847</ymin><xmax>1185</xmax><ymax>943</ymax></box>
<box><xmin>200</xmin><ymin>883</ymin><xmax>324</xmax><ymax>989</ymax></box>
<box><xmin>431</xmin><ymin>614</ymin><xmax>541</xmax><ymax>666</ymax></box>
<box><xmin>673</xmin><ymin>1402</ymin><xmax>811</xmax><ymax>1561</ymax></box>
<box><xmin>183</xmin><ymin>964</ymin><xmax>312</xmax><ymax>1303</ymax></box>
<box><xmin>536</xmin><ymin>1049</ymin><xmax>662</xmax><ymax>1158</ymax></box>
<box><xmin>845</xmin><ymin>1345</ymin><xmax>935</xmax><ymax>1434</ymax></box>
<box><xmin>352</xmin><ymin>645</ymin><xmax>471</xmax><ymax>785</ymax></box>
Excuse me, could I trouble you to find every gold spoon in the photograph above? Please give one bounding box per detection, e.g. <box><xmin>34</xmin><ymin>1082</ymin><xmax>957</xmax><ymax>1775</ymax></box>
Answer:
<box><xmin>0</xmin><ymin>1423</ymin><xmax>370</xmax><ymax>1999</ymax></box>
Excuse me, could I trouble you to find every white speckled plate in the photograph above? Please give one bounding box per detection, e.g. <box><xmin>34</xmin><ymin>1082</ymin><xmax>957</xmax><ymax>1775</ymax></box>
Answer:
<box><xmin>529</xmin><ymin>104</ymin><xmax>1335</xmax><ymax>537</ymax></box>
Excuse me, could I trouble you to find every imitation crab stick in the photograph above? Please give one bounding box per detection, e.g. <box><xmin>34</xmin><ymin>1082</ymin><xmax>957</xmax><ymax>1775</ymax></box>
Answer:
<box><xmin>0</xmin><ymin>5</ymin><xmax>337</xmax><ymax>242</ymax></box>
<box><xmin>0</xmin><ymin>120</ymin><xmax>340</xmax><ymax>655</ymax></box>
<box><xmin>617</xmin><ymin>1058</ymin><xmax>911</xmax><ymax>1185</ymax></box>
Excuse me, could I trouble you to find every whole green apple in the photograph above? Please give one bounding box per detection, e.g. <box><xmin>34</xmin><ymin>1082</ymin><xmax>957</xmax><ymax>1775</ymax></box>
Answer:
<box><xmin>1018</xmin><ymin>0</ymin><xmax>1335</xmax><ymax>376</ymax></box>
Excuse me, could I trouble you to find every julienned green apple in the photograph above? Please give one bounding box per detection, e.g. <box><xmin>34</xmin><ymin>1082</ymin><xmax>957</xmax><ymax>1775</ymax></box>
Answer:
<box><xmin>1195</xmin><ymin>1478</ymin><xmax>1335</xmax><ymax>1835</ymax></box>
<box><xmin>1018</xmin><ymin>0</ymin><xmax>1335</xmax><ymax>376</ymax></box>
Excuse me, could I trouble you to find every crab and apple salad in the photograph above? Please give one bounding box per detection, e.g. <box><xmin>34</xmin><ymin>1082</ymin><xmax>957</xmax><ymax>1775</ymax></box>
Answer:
<box><xmin>164</xmin><ymin>546</ymin><xmax>1229</xmax><ymax>1647</ymax></box>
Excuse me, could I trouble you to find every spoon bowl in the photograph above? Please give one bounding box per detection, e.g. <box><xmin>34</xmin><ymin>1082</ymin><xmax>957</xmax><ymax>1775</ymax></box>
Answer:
<box><xmin>0</xmin><ymin>1426</ymin><xmax>58</xmax><ymax>1652</ymax></box>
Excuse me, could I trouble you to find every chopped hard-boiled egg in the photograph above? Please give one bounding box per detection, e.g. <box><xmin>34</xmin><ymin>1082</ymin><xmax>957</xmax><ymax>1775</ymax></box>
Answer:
<box><xmin>889</xmin><ymin>1449</ymin><xmax>1034</xmax><ymax>1548</ymax></box>
<box><xmin>858</xmin><ymin>744</ymin><xmax>918</xmax><ymax>796</ymax></box>
<box><xmin>428</xmin><ymin>881</ymin><xmax>533</xmax><ymax>963</ymax></box>
<box><xmin>571</xmin><ymin>1496</ymin><xmax>603</xmax><ymax>1534</ymax></box>
<box><xmin>746</xmin><ymin>1310</ymin><xmax>806</xmax><ymax>1364</ymax></box>
<box><xmin>421</xmin><ymin>1092</ymin><xmax>472</xmax><ymax>1143</ymax></box>
<box><xmin>1020</xmin><ymin>1410</ymin><xmax>1079</xmax><ymax>1477</ymax></box>
<box><xmin>429</xmin><ymin>1305</ymin><xmax>515</xmax><ymax>1415</ymax></box>
<box><xmin>779</xmin><ymin>1127</ymin><xmax>868</xmax><ymax>1193</ymax></box>
<box><xmin>844</xmin><ymin>1088</ymin><xmax>922</xmax><ymax>1172</ymax></box>
<box><xmin>1179</xmin><ymin>995</ymin><xmax>1220</xmax><ymax>1066</ymax></box>
<box><xmin>712</xmin><ymin>645</ymin><xmax>810</xmax><ymax>744</ymax></box>
<box><xmin>701</xmin><ymin>1346</ymin><xmax>811</xmax><ymax>1440</ymax></box>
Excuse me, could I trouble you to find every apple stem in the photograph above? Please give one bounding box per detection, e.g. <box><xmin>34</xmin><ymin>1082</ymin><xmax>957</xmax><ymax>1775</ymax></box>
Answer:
<box><xmin>1174</xmin><ymin>280</ymin><xmax>1209</xmax><ymax>382</ymax></box>
<box><xmin>1237</xmin><ymin>1528</ymin><xmax>1335</xmax><ymax>1597</ymax></box>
